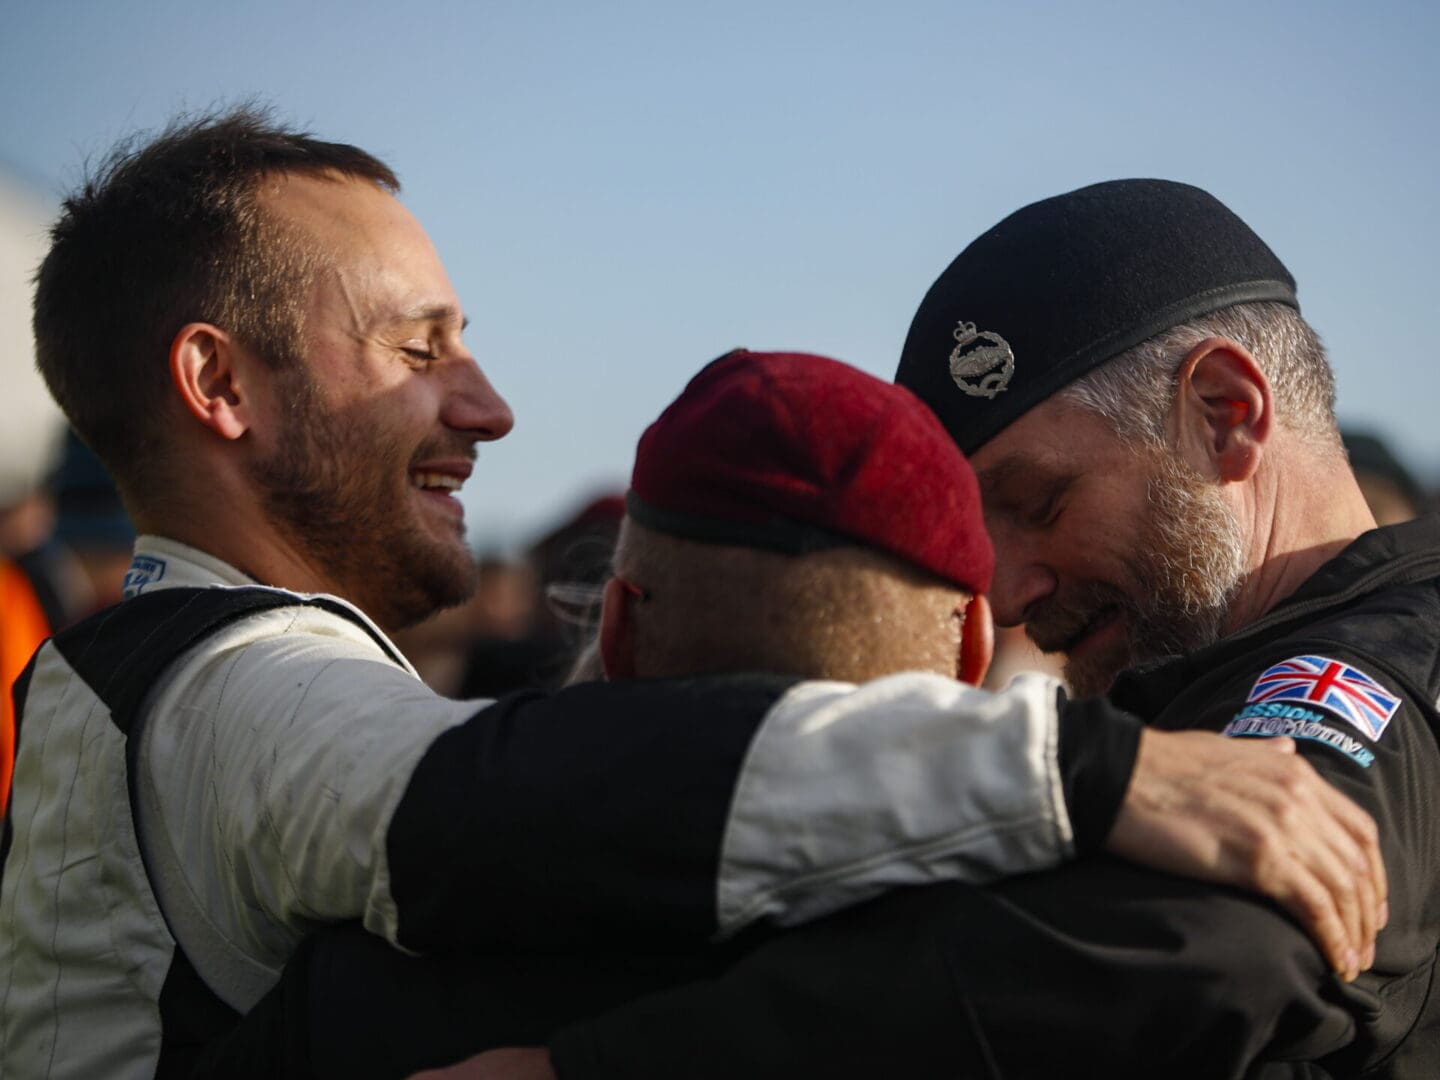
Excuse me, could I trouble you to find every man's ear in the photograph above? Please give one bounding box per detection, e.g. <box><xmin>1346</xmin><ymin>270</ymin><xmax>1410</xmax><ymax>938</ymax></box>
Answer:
<box><xmin>599</xmin><ymin>577</ymin><xmax>638</xmax><ymax>680</ymax></box>
<box><xmin>169</xmin><ymin>322</ymin><xmax>252</xmax><ymax>441</ymax></box>
<box><xmin>1171</xmin><ymin>337</ymin><xmax>1272</xmax><ymax>483</ymax></box>
<box><xmin>957</xmin><ymin>593</ymin><xmax>994</xmax><ymax>687</ymax></box>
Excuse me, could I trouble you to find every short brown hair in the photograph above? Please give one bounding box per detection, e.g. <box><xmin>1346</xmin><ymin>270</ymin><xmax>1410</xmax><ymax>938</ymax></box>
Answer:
<box><xmin>32</xmin><ymin>105</ymin><xmax>398</xmax><ymax>504</ymax></box>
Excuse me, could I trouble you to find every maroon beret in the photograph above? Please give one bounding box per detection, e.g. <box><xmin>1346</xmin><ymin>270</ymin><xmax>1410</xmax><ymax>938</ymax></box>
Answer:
<box><xmin>628</xmin><ymin>349</ymin><xmax>993</xmax><ymax>594</ymax></box>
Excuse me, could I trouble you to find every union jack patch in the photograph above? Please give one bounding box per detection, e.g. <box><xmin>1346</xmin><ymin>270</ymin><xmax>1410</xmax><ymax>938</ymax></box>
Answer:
<box><xmin>1246</xmin><ymin>655</ymin><xmax>1401</xmax><ymax>742</ymax></box>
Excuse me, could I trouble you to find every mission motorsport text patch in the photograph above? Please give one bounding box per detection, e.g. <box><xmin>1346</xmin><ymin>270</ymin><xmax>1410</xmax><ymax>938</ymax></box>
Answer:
<box><xmin>1222</xmin><ymin>654</ymin><xmax>1402</xmax><ymax>769</ymax></box>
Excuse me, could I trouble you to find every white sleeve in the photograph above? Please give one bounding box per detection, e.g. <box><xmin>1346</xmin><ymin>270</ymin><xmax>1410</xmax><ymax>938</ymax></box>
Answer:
<box><xmin>137</xmin><ymin>607</ymin><xmax>479</xmax><ymax>995</ymax></box>
<box><xmin>716</xmin><ymin>671</ymin><xmax>1071</xmax><ymax>934</ymax></box>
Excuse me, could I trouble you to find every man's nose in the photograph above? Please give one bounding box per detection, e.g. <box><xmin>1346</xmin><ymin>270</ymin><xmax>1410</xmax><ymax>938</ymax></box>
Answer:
<box><xmin>444</xmin><ymin>361</ymin><xmax>514</xmax><ymax>442</ymax></box>
<box><xmin>986</xmin><ymin>534</ymin><xmax>1058</xmax><ymax>628</ymax></box>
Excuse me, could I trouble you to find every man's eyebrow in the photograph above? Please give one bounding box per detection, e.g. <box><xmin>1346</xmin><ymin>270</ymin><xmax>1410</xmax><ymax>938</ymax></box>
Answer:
<box><xmin>976</xmin><ymin>455</ymin><xmax>1038</xmax><ymax>501</ymax></box>
<box><xmin>976</xmin><ymin>453</ymin><xmax>1075</xmax><ymax>504</ymax></box>
<box><xmin>390</xmin><ymin>303</ymin><xmax>469</xmax><ymax>331</ymax></box>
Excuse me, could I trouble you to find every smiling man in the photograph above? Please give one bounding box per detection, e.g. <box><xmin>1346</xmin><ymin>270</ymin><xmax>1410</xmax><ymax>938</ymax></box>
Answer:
<box><xmin>891</xmin><ymin>179</ymin><xmax>1440</xmax><ymax>1074</ymax></box>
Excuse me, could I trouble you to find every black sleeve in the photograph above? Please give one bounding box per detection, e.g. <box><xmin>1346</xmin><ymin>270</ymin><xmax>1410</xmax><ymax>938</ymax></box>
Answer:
<box><xmin>385</xmin><ymin>675</ymin><xmax>792</xmax><ymax>951</ymax></box>
<box><xmin>1056</xmin><ymin>693</ymin><xmax>1143</xmax><ymax>851</ymax></box>
<box><xmin>547</xmin><ymin>860</ymin><xmax>1362</xmax><ymax>1080</ymax></box>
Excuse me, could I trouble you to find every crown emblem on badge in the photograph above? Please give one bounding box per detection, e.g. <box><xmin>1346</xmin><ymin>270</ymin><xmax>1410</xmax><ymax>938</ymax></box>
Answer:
<box><xmin>949</xmin><ymin>322</ymin><xmax>1014</xmax><ymax>399</ymax></box>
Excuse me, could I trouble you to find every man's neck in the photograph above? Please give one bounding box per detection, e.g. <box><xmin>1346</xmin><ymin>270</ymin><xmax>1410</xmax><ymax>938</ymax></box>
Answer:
<box><xmin>1223</xmin><ymin>441</ymin><xmax>1377</xmax><ymax>634</ymax></box>
<box><xmin>133</xmin><ymin>474</ymin><xmax>335</xmax><ymax>600</ymax></box>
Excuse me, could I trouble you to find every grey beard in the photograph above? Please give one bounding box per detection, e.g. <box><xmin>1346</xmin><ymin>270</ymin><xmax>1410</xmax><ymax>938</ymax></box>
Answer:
<box><xmin>1129</xmin><ymin>451</ymin><xmax>1247</xmax><ymax>661</ymax></box>
<box><xmin>1045</xmin><ymin>452</ymin><xmax>1247</xmax><ymax>698</ymax></box>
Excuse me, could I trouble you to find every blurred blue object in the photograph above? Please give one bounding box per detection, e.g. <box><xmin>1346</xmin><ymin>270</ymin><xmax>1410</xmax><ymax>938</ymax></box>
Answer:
<box><xmin>49</xmin><ymin>428</ymin><xmax>134</xmax><ymax>551</ymax></box>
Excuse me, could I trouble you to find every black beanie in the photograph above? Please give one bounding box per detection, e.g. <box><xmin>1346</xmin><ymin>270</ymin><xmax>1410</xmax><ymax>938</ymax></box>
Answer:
<box><xmin>894</xmin><ymin>179</ymin><xmax>1299</xmax><ymax>454</ymax></box>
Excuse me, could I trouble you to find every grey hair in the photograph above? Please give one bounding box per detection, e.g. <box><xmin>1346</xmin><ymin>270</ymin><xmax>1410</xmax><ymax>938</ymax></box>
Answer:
<box><xmin>1059</xmin><ymin>302</ymin><xmax>1342</xmax><ymax>455</ymax></box>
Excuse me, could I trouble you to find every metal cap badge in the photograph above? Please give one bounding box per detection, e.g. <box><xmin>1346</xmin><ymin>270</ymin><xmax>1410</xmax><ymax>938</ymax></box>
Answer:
<box><xmin>948</xmin><ymin>322</ymin><xmax>1014</xmax><ymax>399</ymax></box>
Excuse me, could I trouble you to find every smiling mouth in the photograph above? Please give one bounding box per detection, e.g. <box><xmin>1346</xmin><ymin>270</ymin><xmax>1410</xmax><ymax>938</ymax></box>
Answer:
<box><xmin>1062</xmin><ymin>606</ymin><xmax>1124</xmax><ymax>656</ymax></box>
<box><xmin>410</xmin><ymin>470</ymin><xmax>464</xmax><ymax>494</ymax></box>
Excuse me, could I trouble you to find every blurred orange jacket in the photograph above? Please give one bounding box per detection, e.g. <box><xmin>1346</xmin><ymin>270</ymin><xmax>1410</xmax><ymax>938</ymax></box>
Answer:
<box><xmin>2</xmin><ymin>556</ymin><xmax>51</xmax><ymax>820</ymax></box>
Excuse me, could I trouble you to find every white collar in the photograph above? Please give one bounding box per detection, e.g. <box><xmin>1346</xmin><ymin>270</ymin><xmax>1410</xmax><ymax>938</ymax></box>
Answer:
<box><xmin>120</xmin><ymin>535</ymin><xmax>415</xmax><ymax>675</ymax></box>
<box><xmin>123</xmin><ymin>535</ymin><xmax>258</xmax><ymax>595</ymax></box>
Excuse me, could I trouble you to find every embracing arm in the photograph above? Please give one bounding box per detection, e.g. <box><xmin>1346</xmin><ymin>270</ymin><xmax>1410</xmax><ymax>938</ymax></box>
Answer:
<box><xmin>359</xmin><ymin>671</ymin><xmax>1119</xmax><ymax>951</ymax></box>
<box><xmin>395</xmin><ymin>672</ymin><xmax>1371</xmax><ymax>951</ymax></box>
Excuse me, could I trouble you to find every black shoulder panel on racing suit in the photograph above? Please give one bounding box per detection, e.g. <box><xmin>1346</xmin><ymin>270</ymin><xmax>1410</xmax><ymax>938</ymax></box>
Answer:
<box><xmin>40</xmin><ymin>586</ymin><xmax>393</xmax><ymax>1078</ymax></box>
<box><xmin>50</xmin><ymin>586</ymin><xmax>399</xmax><ymax>735</ymax></box>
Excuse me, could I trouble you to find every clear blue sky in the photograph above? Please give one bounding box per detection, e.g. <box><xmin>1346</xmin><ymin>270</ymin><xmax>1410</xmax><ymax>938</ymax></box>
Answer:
<box><xmin>3</xmin><ymin>0</ymin><xmax>1437</xmax><ymax>548</ymax></box>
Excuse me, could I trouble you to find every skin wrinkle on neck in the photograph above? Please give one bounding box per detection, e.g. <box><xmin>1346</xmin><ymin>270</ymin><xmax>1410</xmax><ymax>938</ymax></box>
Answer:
<box><xmin>1222</xmin><ymin>431</ymin><xmax>1374</xmax><ymax>636</ymax></box>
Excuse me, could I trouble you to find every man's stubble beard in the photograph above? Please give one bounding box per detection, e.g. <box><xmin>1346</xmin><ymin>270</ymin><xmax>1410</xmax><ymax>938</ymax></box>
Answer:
<box><xmin>1040</xmin><ymin>452</ymin><xmax>1247</xmax><ymax>698</ymax></box>
<box><xmin>247</xmin><ymin>375</ymin><xmax>479</xmax><ymax>630</ymax></box>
